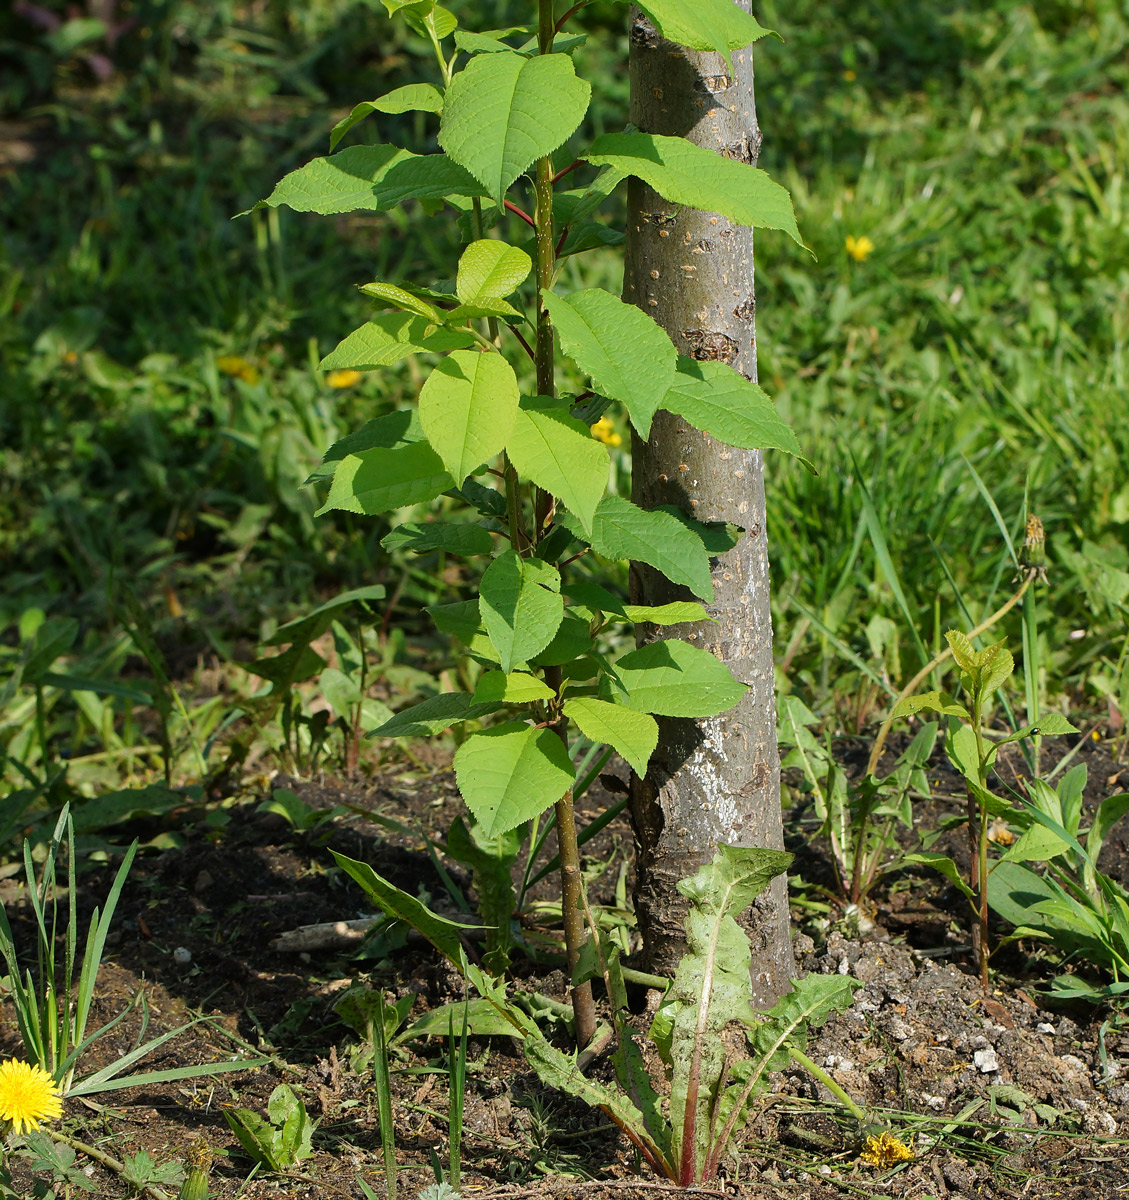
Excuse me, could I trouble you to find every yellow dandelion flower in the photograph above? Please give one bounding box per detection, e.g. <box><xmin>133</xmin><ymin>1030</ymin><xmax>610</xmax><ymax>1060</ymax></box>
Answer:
<box><xmin>591</xmin><ymin>416</ymin><xmax>622</xmax><ymax>447</ymax></box>
<box><xmin>843</xmin><ymin>69</ymin><xmax>857</xmax><ymax>81</ymax></box>
<box><xmin>987</xmin><ymin>819</ymin><xmax>1015</xmax><ymax>846</ymax></box>
<box><xmin>0</xmin><ymin>1060</ymin><xmax>64</xmax><ymax>1135</ymax></box>
<box><xmin>326</xmin><ymin>369</ymin><xmax>363</xmax><ymax>389</ymax></box>
<box><xmin>845</xmin><ymin>235</ymin><xmax>874</xmax><ymax>263</ymax></box>
<box><xmin>216</xmin><ymin>355</ymin><xmax>261</xmax><ymax>385</ymax></box>
<box><xmin>859</xmin><ymin>1130</ymin><xmax>914</xmax><ymax>1168</ymax></box>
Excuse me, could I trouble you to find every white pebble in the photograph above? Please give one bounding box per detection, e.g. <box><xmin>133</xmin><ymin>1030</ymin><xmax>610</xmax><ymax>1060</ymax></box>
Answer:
<box><xmin>173</xmin><ymin>946</ymin><xmax>192</xmax><ymax>966</ymax></box>
<box><xmin>974</xmin><ymin>1048</ymin><xmax>999</xmax><ymax>1074</ymax></box>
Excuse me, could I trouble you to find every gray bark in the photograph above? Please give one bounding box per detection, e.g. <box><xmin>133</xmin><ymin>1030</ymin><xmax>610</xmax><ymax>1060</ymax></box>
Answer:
<box><xmin>623</xmin><ymin>6</ymin><xmax>794</xmax><ymax>1006</ymax></box>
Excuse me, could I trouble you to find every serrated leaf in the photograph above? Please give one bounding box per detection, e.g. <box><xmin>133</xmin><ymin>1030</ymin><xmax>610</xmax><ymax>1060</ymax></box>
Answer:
<box><xmin>428</xmin><ymin>599</ymin><xmax>500</xmax><ymax>663</ymax></box>
<box><xmin>529</xmin><ymin>611</ymin><xmax>594</xmax><ymax>666</ymax></box>
<box><xmin>367</xmin><ymin>691</ymin><xmax>500</xmax><ymax>738</ymax></box>
<box><xmin>457</xmin><ymin>239</ymin><xmax>532</xmax><ymax>304</ymax></box>
<box><xmin>656</xmin><ymin>506</ymin><xmax>742</xmax><ymax>554</ymax></box>
<box><xmin>666</xmin><ymin>846</ymin><xmax>792</xmax><ymax>1177</ymax></box>
<box><xmin>563</xmin><ymin>698</ymin><xmax>658</xmax><ymax>777</ymax></box>
<box><xmin>541</xmin><ymin>288</ymin><xmax>677</xmax><ymax>437</ymax></box>
<box><xmin>439</xmin><ymin>51</ymin><xmax>591</xmax><ymax>203</ymax></box>
<box><xmin>564</xmin><ymin>582</ymin><xmax>711</xmax><ymax>626</ymax></box>
<box><xmin>608</xmin><ymin>639</ymin><xmax>746</xmax><ymax>718</ymax></box>
<box><xmin>662</xmin><ymin>357</ymin><xmax>804</xmax><ymax>458</ymax></box>
<box><xmin>249</xmin><ymin>145</ymin><xmax>486</xmax><ymax>216</ymax></box>
<box><xmin>746</xmin><ymin>973</ymin><xmax>859</xmax><ymax>1080</ymax></box>
<box><xmin>320</xmin><ymin>314</ymin><xmax>474</xmax><ymax>372</ymax></box>
<box><xmin>319</xmin><ymin>410</ymin><xmax>423</xmax><ymax>470</ymax></box>
<box><xmin>381</xmin><ymin>522</ymin><xmax>494</xmax><ymax>556</ymax></box>
<box><xmin>623</xmin><ymin>601</ymin><xmax>713</xmax><ymax>625</ymax></box>
<box><xmin>1001</xmin><ymin>823</ymin><xmax>1071</xmax><ymax>864</ymax></box>
<box><xmin>317</xmin><ymin>442</ymin><xmax>454</xmax><ymax>516</ymax></box>
<box><xmin>889</xmin><ymin>690</ymin><xmax>969</xmax><ymax>721</ymax></box>
<box><xmin>945</xmin><ymin>628</ymin><xmax>977</xmax><ymax>673</ymax></box>
<box><xmin>358</xmin><ymin>280</ymin><xmax>444</xmax><ymax>322</ymax></box>
<box><xmin>454</xmin><ymin>722</ymin><xmax>575</xmax><ymax>836</ymax></box>
<box><xmin>635</xmin><ymin>0</ymin><xmax>773</xmax><ymax>58</ymax></box>
<box><xmin>329</xmin><ymin>84</ymin><xmax>444</xmax><ymax>151</ymax></box>
<box><xmin>978</xmin><ymin>640</ymin><xmax>1015</xmax><ymax>697</ymax></box>
<box><xmin>480</xmin><ymin>550</ymin><xmax>564</xmax><ymax>673</ymax></box>
<box><xmin>583</xmin><ymin>132</ymin><xmax>802</xmax><ymax>246</ymax></box>
<box><xmin>585</xmin><ymin>495</ymin><xmax>714</xmax><ymax>600</ymax></box>
<box><xmin>473</xmin><ymin>671</ymin><xmax>555</xmax><ymax>704</ymax></box>
<box><xmin>506</xmin><ymin>397</ymin><xmax>610</xmax><ymax>533</ymax></box>
<box><xmin>394</xmin><ymin>997</ymin><xmax>517</xmax><ymax>1044</ymax></box>
<box><xmin>418</xmin><ymin>350</ymin><xmax>519</xmax><ymax>482</ymax></box>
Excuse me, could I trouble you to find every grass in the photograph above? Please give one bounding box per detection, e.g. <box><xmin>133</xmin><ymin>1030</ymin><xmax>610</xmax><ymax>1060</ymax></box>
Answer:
<box><xmin>0</xmin><ymin>0</ymin><xmax>1125</xmax><ymax>841</ymax></box>
<box><xmin>2</xmin><ymin>0</ymin><xmax>1126</xmax><ymax>812</ymax></box>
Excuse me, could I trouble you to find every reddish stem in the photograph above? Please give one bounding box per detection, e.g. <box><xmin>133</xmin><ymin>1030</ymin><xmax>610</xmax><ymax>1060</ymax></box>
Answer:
<box><xmin>554</xmin><ymin>1</ymin><xmax>589</xmax><ymax>34</ymax></box>
<box><xmin>511</xmin><ymin>327</ymin><xmax>535</xmax><ymax>361</ymax></box>
<box><xmin>504</xmin><ymin>199</ymin><xmax>536</xmax><ymax>228</ymax></box>
<box><xmin>555</xmin><ymin>224</ymin><xmax>571</xmax><ymax>258</ymax></box>
<box><xmin>551</xmin><ymin>160</ymin><xmax>582</xmax><ymax>185</ymax></box>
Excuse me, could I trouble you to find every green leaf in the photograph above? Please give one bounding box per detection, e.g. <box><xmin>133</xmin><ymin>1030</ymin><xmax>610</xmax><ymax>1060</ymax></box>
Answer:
<box><xmin>622</xmin><ymin>602</ymin><xmax>712</xmax><ymax>625</ymax></box>
<box><xmin>381</xmin><ymin>522</ymin><xmax>494</xmax><ymax>556</ymax></box>
<box><xmin>418</xmin><ymin>350</ymin><xmax>519</xmax><ymax>482</ymax></box>
<box><xmin>564</xmin><ymin>582</ymin><xmax>711</xmax><ymax>626</ymax></box>
<box><xmin>319</xmin><ymin>410</ymin><xmax>422</xmax><ymax>467</ymax></box>
<box><xmin>1001</xmin><ymin>823</ymin><xmax>1072</xmax><ymax>864</ymax></box>
<box><xmin>945</xmin><ymin>628</ymin><xmax>978</xmax><ymax>673</ymax></box>
<box><xmin>394</xmin><ymin>998</ymin><xmax>517</xmax><ymax>1044</ymax></box>
<box><xmin>904</xmin><ymin>852</ymin><xmax>976</xmax><ymax>899</ymax></box>
<box><xmin>583</xmin><ymin>132</ymin><xmax>802</xmax><ymax>246</ymax></box>
<box><xmin>249</xmin><ymin>145</ymin><xmax>486</xmax><ymax>216</ymax></box>
<box><xmin>608</xmin><ymin>639</ymin><xmax>747</xmax><ymax>718</ymax></box>
<box><xmin>662</xmin><ymin>358</ymin><xmax>803</xmax><ymax>458</ymax></box>
<box><xmin>506</xmin><ymin>398</ymin><xmax>610</xmax><ymax>533</ymax></box>
<box><xmin>479</xmin><ymin>550</ymin><xmax>564</xmax><ymax>673</ymax></box>
<box><xmin>889</xmin><ymin>690</ymin><xmax>970</xmax><ymax>721</ymax></box>
<box><xmin>541</xmin><ymin>288</ymin><xmax>677</xmax><ymax>437</ymax></box>
<box><xmin>439</xmin><ymin>52</ymin><xmax>591</xmax><ymax>203</ymax></box>
<box><xmin>329</xmin><ymin>85</ymin><xmax>445</xmax><ymax>151</ymax></box>
<box><xmin>266</xmin><ymin>585</ymin><xmax>387</xmax><ymax>647</ymax></box>
<box><xmin>746</xmin><ymin>972</ymin><xmax>859</xmax><ymax>1080</ymax></box>
<box><xmin>367</xmin><ymin>691</ymin><xmax>499</xmax><ymax>739</ymax></box>
<box><xmin>585</xmin><ymin>495</ymin><xmax>714</xmax><ymax>600</ymax></box>
<box><xmin>358</xmin><ymin>281</ymin><xmax>444</xmax><ymax>322</ymax></box>
<box><xmin>320</xmin><ymin>313</ymin><xmax>474</xmax><ymax>372</ymax></box>
<box><xmin>529</xmin><ymin>612</ymin><xmax>594</xmax><ymax>666</ymax></box>
<box><xmin>428</xmin><ymin>599</ymin><xmax>500</xmax><ymax>662</ymax></box>
<box><xmin>454</xmin><ymin>722</ymin><xmax>575</xmax><ymax>836</ymax></box>
<box><xmin>563</xmin><ymin>698</ymin><xmax>658</xmax><ymax>777</ymax></box>
<box><xmin>317</xmin><ymin>442</ymin><xmax>455</xmax><ymax>516</ymax></box>
<box><xmin>656</xmin><ymin>506</ymin><xmax>742</xmax><ymax>554</ymax></box>
<box><xmin>332</xmin><ymin>851</ymin><xmax>477</xmax><ymax>965</ymax></box>
<box><xmin>635</xmin><ymin>0</ymin><xmax>774</xmax><ymax>56</ymax></box>
<box><xmin>472</xmin><ymin>671</ymin><xmax>556</xmax><ymax>704</ymax></box>
<box><xmin>447</xmin><ymin>815</ymin><xmax>523</xmax><ymax>973</ymax></box>
<box><xmin>457</xmin><ymin>239</ymin><xmax>531</xmax><ymax>304</ymax></box>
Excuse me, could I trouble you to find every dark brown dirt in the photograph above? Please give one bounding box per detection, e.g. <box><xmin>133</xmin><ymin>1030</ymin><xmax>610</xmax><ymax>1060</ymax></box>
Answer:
<box><xmin>1</xmin><ymin>737</ymin><xmax>1127</xmax><ymax>1199</ymax></box>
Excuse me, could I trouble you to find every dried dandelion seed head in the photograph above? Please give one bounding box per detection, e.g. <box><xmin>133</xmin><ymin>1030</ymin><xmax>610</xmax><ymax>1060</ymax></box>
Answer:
<box><xmin>0</xmin><ymin>1059</ymin><xmax>64</xmax><ymax>1136</ymax></box>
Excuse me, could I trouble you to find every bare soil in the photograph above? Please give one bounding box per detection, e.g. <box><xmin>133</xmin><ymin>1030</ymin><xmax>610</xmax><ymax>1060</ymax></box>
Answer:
<box><xmin>1</xmin><ymin>737</ymin><xmax>1127</xmax><ymax>1199</ymax></box>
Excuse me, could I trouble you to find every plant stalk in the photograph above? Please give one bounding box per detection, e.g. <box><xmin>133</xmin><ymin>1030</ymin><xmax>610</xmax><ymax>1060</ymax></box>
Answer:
<box><xmin>786</xmin><ymin>1047</ymin><xmax>867</xmax><ymax>1124</ymax></box>
<box><xmin>969</xmin><ymin>694</ymin><xmax>991</xmax><ymax>992</ymax></box>
<box><xmin>534</xmin><ymin>0</ymin><xmax>596</xmax><ymax>1049</ymax></box>
<box><xmin>866</xmin><ymin>576</ymin><xmax>1031</xmax><ymax>776</ymax></box>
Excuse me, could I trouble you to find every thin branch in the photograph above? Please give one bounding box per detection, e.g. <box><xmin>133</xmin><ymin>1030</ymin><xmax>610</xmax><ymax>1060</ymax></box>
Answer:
<box><xmin>554</xmin><ymin>1</ymin><xmax>591</xmax><ymax>34</ymax></box>
<box><xmin>511</xmin><ymin>326</ymin><xmax>535</xmax><ymax>361</ymax></box>
<box><xmin>552</xmin><ymin>160</ymin><xmax>583</xmax><ymax>185</ymax></box>
<box><xmin>504</xmin><ymin>199</ymin><xmax>536</xmax><ymax>227</ymax></box>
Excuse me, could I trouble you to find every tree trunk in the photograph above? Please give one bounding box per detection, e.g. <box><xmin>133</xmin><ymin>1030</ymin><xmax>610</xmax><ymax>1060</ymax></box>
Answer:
<box><xmin>623</xmin><ymin>6</ymin><xmax>794</xmax><ymax>1007</ymax></box>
